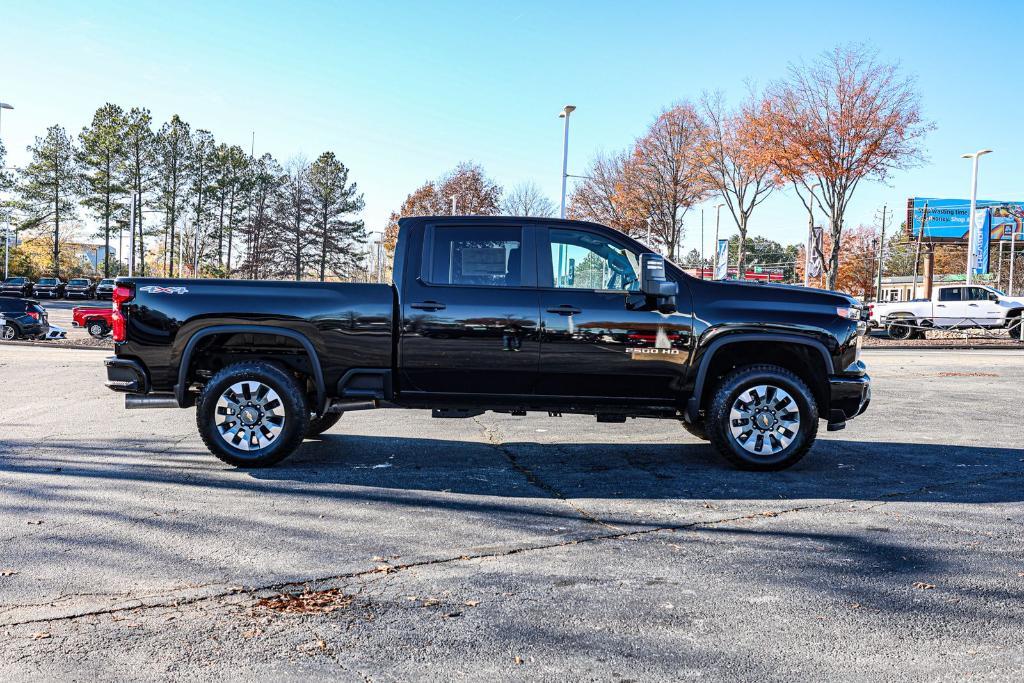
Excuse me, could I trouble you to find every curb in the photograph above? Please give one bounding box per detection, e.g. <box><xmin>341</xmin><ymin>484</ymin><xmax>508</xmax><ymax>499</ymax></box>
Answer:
<box><xmin>864</xmin><ymin>344</ymin><xmax>1024</xmax><ymax>351</ymax></box>
<box><xmin>0</xmin><ymin>340</ymin><xmax>112</xmax><ymax>352</ymax></box>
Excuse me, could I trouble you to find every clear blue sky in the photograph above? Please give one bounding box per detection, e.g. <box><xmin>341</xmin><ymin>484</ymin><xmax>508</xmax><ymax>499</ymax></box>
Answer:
<box><xmin>2</xmin><ymin>0</ymin><xmax>1021</xmax><ymax>257</ymax></box>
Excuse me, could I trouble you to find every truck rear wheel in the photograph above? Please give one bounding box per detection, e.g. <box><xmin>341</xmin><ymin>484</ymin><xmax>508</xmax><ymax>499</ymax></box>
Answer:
<box><xmin>306</xmin><ymin>411</ymin><xmax>343</xmax><ymax>437</ymax></box>
<box><xmin>87</xmin><ymin>320</ymin><xmax>109</xmax><ymax>338</ymax></box>
<box><xmin>705</xmin><ymin>364</ymin><xmax>819</xmax><ymax>471</ymax></box>
<box><xmin>196</xmin><ymin>361</ymin><xmax>310</xmax><ymax>468</ymax></box>
<box><xmin>886</xmin><ymin>321</ymin><xmax>913</xmax><ymax>340</ymax></box>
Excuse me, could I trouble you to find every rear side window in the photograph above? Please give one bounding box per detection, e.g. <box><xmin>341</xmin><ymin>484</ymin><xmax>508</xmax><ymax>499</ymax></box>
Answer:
<box><xmin>938</xmin><ymin>287</ymin><xmax>962</xmax><ymax>302</ymax></box>
<box><xmin>427</xmin><ymin>226</ymin><xmax>523</xmax><ymax>287</ymax></box>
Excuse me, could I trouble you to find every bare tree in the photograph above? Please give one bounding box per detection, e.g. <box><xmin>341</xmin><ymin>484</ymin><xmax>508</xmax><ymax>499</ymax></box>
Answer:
<box><xmin>761</xmin><ymin>44</ymin><xmax>932</xmax><ymax>288</ymax></box>
<box><xmin>700</xmin><ymin>91</ymin><xmax>779</xmax><ymax>278</ymax></box>
<box><xmin>502</xmin><ymin>181</ymin><xmax>555</xmax><ymax>217</ymax></box>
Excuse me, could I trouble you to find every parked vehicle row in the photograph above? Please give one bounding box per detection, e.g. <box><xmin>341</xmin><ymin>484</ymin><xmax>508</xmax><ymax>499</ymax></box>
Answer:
<box><xmin>0</xmin><ymin>277</ymin><xmax>117</xmax><ymax>300</ymax></box>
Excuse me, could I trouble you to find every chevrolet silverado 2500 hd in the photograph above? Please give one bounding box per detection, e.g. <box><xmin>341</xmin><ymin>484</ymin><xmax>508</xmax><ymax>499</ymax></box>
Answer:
<box><xmin>104</xmin><ymin>216</ymin><xmax>870</xmax><ymax>470</ymax></box>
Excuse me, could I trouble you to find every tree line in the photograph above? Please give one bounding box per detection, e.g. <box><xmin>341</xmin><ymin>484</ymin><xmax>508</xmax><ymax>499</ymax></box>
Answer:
<box><xmin>4</xmin><ymin>104</ymin><xmax>366</xmax><ymax>281</ymax></box>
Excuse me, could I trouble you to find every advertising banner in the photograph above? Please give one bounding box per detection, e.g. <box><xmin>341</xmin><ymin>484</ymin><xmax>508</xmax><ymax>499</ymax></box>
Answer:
<box><xmin>908</xmin><ymin>197</ymin><xmax>1024</xmax><ymax>241</ymax></box>
<box><xmin>807</xmin><ymin>226</ymin><xmax>824</xmax><ymax>278</ymax></box>
<box><xmin>715</xmin><ymin>239</ymin><xmax>728</xmax><ymax>280</ymax></box>
<box><xmin>970</xmin><ymin>208</ymin><xmax>991</xmax><ymax>275</ymax></box>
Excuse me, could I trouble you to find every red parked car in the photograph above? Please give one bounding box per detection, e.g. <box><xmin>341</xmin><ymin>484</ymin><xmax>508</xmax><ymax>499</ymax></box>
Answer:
<box><xmin>72</xmin><ymin>305</ymin><xmax>114</xmax><ymax>338</ymax></box>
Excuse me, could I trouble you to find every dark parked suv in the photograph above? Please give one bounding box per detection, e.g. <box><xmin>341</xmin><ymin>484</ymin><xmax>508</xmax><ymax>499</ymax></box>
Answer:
<box><xmin>95</xmin><ymin>278</ymin><xmax>116</xmax><ymax>301</ymax></box>
<box><xmin>66</xmin><ymin>278</ymin><xmax>97</xmax><ymax>299</ymax></box>
<box><xmin>0</xmin><ymin>297</ymin><xmax>47</xmax><ymax>340</ymax></box>
<box><xmin>33</xmin><ymin>278</ymin><xmax>66</xmax><ymax>299</ymax></box>
<box><xmin>1</xmin><ymin>277</ymin><xmax>35</xmax><ymax>297</ymax></box>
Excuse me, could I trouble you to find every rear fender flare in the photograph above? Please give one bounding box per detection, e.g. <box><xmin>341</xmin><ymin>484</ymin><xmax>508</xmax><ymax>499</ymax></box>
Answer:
<box><xmin>684</xmin><ymin>333</ymin><xmax>834</xmax><ymax>422</ymax></box>
<box><xmin>175</xmin><ymin>324</ymin><xmax>326</xmax><ymax>413</ymax></box>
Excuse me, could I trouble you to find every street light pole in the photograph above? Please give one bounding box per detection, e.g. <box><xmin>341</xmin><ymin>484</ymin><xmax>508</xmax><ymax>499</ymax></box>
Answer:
<box><xmin>962</xmin><ymin>149</ymin><xmax>993</xmax><ymax>286</ymax></box>
<box><xmin>713</xmin><ymin>203</ymin><xmax>724</xmax><ymax>279</ymax></box>
<box><xmin>558</xmin><ymin>105</ymin><xmax>576</xmax><ymax>219</ymax></box>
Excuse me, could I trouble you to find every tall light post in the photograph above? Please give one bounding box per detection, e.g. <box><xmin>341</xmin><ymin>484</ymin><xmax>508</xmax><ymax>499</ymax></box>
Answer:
<box><xmin>962</xmin><ymin>149</ymin><xmax>993</xmax><ymax>285</ymax></box>
<box><xmin>558</xmin><ymin>105</ymin><xmax>576</xmax><ymax>219</ymax></box>
<box><xmin>0</xmin><ymin>102</ymin><xmax>12</xmax><ymax>137</ymax></box>
<box><xmin>713</xmin><ymin>203</ymin><xmax>725</xmax><ymax>279</ymax></box>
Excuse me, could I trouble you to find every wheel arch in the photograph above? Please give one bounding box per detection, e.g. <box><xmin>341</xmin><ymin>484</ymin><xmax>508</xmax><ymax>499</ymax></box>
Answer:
<box><xmin>175</xmin><ymin>324</ymin><xmax>326</xmax><ymax>413</ymax></box>
<box><xmin>685</xmin><ymin>333</ymin><xmax>832</xmax><ymax>422</ymax></box>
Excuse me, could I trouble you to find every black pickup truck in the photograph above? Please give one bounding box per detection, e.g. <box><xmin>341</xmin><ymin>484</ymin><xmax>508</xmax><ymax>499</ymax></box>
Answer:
<box><xmin>105</xmin><ymin>216</ymin><xmax>870</xmax><ymax>470</ymax></box>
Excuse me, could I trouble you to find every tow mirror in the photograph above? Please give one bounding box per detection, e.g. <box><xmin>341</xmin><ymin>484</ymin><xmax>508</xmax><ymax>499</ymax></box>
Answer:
<box><xmin>640</xmin><ymin>253</ymin><xmax>678</xmax><ymax>313</ymax></box>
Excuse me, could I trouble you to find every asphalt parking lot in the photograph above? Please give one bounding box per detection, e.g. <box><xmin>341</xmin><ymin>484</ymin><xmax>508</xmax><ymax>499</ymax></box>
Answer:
<box><xmin>1</xmin><ymin>345</ymin><xmax>1022</xmax><ymax>681</ymax></box>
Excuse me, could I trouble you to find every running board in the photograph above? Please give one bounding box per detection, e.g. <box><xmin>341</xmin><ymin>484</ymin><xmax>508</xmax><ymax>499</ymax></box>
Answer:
<box><xmin>125</xmin><ymin>393</ymin><xmax>179</xmax><ymax>409</ymax></box>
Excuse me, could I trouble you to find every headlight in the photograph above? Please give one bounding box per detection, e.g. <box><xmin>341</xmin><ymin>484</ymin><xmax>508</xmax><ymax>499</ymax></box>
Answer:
<box><xmin>836</xmin><ymin>306</ymin><xmax>861</xmax><ymax>320</ymax></box>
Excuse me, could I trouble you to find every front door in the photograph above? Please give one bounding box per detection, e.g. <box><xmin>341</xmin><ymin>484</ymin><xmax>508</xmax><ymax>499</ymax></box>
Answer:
<box><xmin>400</xmin><ymin>221</ymin><xmax>541</xmax><ymax>397</ymax></box>
<box><xmin>535</xmin><ymin>226</ymin><xmax>692</xmax><ymax>402</ymax></box>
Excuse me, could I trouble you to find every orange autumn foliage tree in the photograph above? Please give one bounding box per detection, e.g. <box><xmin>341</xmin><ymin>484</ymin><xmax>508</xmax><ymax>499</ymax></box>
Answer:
<box><xmin>757</xmin><ymin>44</ymin><xmax>932</xmax><ymax>289</ymax></box>
<box><xmin>699</xmin><ymin>91</ymin><xmax>780</xmax><ymax>278</ymax></box>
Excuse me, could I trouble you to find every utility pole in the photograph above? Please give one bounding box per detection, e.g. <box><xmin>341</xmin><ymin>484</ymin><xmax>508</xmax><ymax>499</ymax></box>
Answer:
<box><xmin>713</xmin><ymin>203</ymin><xmax>724</xmax><ymax>279</ymax></box>
<box><xmin>451</xmin><ymin>195</ymin><xmax>458</xmax><ymax>215</ymax></box>
<box><xmin>875</xmin><ymin>204</ymin><xmax>887</xmax><ymax>303</ymax></box>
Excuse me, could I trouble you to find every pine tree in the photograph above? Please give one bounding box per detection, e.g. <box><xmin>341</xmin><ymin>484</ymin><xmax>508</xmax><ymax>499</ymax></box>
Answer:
<box><xmin>78</xmin><ymin>103</ymin><xmax>126</xmax><ymax>277</ymax></box>
<box><xmin>277</xmin><ymin>158</ymin><xmax>313</xmax><ymax>280</ymax></box>
<box><xmin>156</xmin><ymin>115</ymin><xmax>192</xmax><ymax>276</ymax></box>
<box><xmin>120</xmin><ymin>108</ymin><xmax>157</xmax><ymax>275</ymax></box>
<box><xmin>241</xmin><ymin>153</ymin><xmax>285</xmax><ymax>280</ymax></box>
<box><xmin>308</xmin><ymin>152</ymin><xmax>366</xmax><ymax>281</ymax></box>
<box><xmin>210</xmin><ymin>144</ymin><xmax>249</xmax><ymax>274</ymax></box>
<box><xmin>188</xmin><ymin>129</ymin><xmax>216</xmax><ymax>275</ymax></box>
<box><xmin>17</xmin><ymin>125</ymin><xmax>81</xmax><ymax>277</ymax></box>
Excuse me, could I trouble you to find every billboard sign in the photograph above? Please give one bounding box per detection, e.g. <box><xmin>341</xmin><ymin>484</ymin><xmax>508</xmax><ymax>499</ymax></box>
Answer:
<box><xmin>908</xmin><ymin>197</ymin><xmax>1024</xmax><ymax>241</ymax></box>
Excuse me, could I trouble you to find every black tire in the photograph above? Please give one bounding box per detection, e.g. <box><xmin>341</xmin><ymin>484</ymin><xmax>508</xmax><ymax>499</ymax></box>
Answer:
<box><xmin>196</xmin><ymin>361</ymin><xmax>310</xmax><ymax>468</ymax></box>
<box><xmin>681</xmin><ymin>419</ymin><xmax>709</xmax><ymax>441</ymax></box>
<box><xmin>886</xmin><ymin>320</ymin><xmax>913</xmax><ymax>340</ymax></box>
<box><xmin>705</xmin><ymin>364</ymin><xmax>819</xmax><ymax>471</ymax></box>
<box><xmin>306</xmin><ymin>411</ymin><xmax>343</xmax><ymax>437</ymax></box>
<box><xmin>87</xmin><ymin>321</ymin><xmax>108</xmax><ymax>338</ymax></box>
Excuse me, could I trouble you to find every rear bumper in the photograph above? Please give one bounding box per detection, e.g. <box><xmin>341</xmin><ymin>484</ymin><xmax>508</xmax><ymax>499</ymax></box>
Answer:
<box><xmin>827</xmin><ymin>373</ymin><xmax>871</xmax><ymax>430</ymax></box>
<box><xmin>105</xmin><ymin>356</ymin><xmax>150</xmax><ymax>393</ymax></box>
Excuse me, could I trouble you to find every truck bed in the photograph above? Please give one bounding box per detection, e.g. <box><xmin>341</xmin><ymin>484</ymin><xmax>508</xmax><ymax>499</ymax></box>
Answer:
<box><xmin>115</xmin><ymin>278</ymin><xmax>395</xmax><ymax>393</ymax></box>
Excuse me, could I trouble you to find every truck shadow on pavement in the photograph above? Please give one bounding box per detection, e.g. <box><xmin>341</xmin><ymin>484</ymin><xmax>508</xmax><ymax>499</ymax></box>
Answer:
<box><xmin>245</xmin><ymin>433</ymin><xmax>1024</xmax><ymax>505</ymax></box>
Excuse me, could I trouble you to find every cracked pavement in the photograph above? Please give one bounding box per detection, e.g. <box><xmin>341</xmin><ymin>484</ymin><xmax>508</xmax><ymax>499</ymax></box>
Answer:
<box><xmin>1</xmin><ymin>345</ymin><xmax>1022</xmax><ymax>681</ymax></box>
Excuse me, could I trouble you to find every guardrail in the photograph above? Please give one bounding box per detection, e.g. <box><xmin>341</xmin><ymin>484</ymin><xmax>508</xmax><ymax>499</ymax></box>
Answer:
<box><xmin>878</xmin><ymin>315</ymin><xmax>1024</xmax><ymax>342</ymax></box>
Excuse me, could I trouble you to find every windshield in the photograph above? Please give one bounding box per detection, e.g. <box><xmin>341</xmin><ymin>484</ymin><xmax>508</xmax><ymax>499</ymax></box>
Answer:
<box><xmin>69</xmin><ymin>279</ymin><xmax>89</xmax><ymax>285</ymax></box>
<box><xmin>99</xmin><ymin>279</ymin><xmax>114</xmax><ymax>285</ymax></box>
<box><xmin>6</xmin><ymin>278</ymin><xmax>25</xmax><ymax>284</ymax></box>
<box><xmin>988</xmin><ymin>287</ymin><xmax>1007</xmax><ymax>296</ymax></box>
<box><xmin>38</xmin><ymin>278</ymin><xmax>57</xmax><ymax>285</ymax></box>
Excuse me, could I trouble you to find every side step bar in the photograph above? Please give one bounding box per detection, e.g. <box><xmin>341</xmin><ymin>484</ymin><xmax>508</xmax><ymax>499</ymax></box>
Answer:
<box><xmin>125</xmin><ymin>393</ymin><xmax>179</xmax><ymax>409</ymax></box>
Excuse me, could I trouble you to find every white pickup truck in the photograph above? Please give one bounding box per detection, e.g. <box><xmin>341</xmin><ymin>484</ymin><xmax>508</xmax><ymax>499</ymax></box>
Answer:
<box><xmin>870</xmin><ymin>284</ymin><xmax>1024</xmax><ymax>340</ymax></box>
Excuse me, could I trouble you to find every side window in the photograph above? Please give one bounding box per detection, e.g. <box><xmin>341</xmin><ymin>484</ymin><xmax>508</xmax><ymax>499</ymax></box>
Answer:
<box><xmin>428</xmin><ymin>226</ymin><xmax>522</xmax><ymax>287</ymax></box>
<box><xmin>938</xmin><ymin>287</ymin><xmax>962</xmax><ymax>302</ymax></box>
<box><xmin>966</xmin><ymin>287</ymin><xmax>990</xmax><ymax>301</ymax></box>
<box><xmin>549</xmin><ymin>228</ymin><xmax>641</xmax><ymax>291</ymax></box>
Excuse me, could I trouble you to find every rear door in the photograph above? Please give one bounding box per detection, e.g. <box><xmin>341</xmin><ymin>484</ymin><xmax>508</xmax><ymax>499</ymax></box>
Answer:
<box><xmin>535</xmin><ymin>225</ymin><xmax>693</xmax><ymax>402</ymax></box>
<box><xmin>399</xmin><ymin>221</ymin><xmax>541</xmax><ymax>397</ymax></box>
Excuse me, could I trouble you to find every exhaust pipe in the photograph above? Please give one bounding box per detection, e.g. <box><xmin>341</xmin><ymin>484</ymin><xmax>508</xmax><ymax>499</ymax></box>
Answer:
<box><xmin>125</xmin><ymin>393</ymin><xmax>179</xmax><ymax>409</ymax></box>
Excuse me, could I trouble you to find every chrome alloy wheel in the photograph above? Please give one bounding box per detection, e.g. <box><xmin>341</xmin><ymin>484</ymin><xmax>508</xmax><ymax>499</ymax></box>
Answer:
<box><xmin>215</xmin><ymin>381</ymin><xmax>286</xmax><ymax>451</ymax></box>
<box><xmin>728</xmin><ymin>384</ymin><xmax>800</xmax><ymax>456</ymax></box>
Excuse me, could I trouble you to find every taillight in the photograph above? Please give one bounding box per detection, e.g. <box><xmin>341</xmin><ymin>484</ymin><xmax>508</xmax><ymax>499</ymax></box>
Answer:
<box><xmin>26</xmin><ymin>311</ymin><xmax>40</xmax><ymax>321</ymax></box>
<box><xmin>111</xmin><ymin>284</ymin><xmax>134</xmax><ymax>342</ymax></box>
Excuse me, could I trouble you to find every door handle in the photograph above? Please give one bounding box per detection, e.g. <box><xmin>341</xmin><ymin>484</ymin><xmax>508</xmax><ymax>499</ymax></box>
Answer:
<box><xmin>968</xmin><ymin>303</ymin><xmax>979</xmax><ymax>307</ymax></box>
<box><xmin>410</xmin><ymin>301</ymin><xmax>446</xmax><ymax>311</ymax></box>
<box><xmin>936</xmin><ymin>304</ymin><xmax>945</xmax><ymax>308</ymax></box>
<box><xmin>546</xmin><ymin>305</ymin><xmax>581</xmax><ymax>315</ymax></box>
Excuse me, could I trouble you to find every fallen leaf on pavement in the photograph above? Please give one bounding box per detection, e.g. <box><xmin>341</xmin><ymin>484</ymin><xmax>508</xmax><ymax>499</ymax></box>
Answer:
<box><xmin>27</xmin><ymin>520</ymin><xmax>44</xmax><ymax>526</ymax></box>
<box><xmin>913</xmin><ymin>582</ymin><xmax>936</xmax><ymax>590</ymax></box>
<box><xmin>31</xmin><ymin>632</ymin><xmax>50</xmax><ymax>640</ymax></box>
<box><xmin>241</xmin><ymin>629</ymin><xmax>262</xmax><ymax>639</ymax></box>
<box><xmin>258</xmin><ymin>588</ymin><xmax>354</xmax><ymax>615</ymax></box>
<box><xmin>514</xmin><ymin>656</ymin><xmax>524</xmax><ymax>665</ymax></box>
<box><xmin>1</xmin><ymin>570</ymin><xmax>17</xmax><ymax>577</ymax></box>
<box><xmin>464</xmin><ymin>600</ymin><xmax>480</xmax><ymax>607</ymax></box>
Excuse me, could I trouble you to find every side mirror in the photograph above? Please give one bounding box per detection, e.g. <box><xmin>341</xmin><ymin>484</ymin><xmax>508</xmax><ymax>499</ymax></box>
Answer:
<box><xmin>989</xmin><ymin>293</ymin><xmax>1000</xmax><ymax>302</ymax></box>
<box><xmin>640</xmin><ymin>253</ymin><xmax>678</xmax><ymax>313</ymax></box>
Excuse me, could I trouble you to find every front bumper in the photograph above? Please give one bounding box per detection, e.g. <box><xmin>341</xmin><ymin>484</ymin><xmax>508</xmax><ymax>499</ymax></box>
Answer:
<box><xmin>105</xmin><ymin>356</ymin><xmax>150</xmax><ymax>393</ymax></box>
<box><xmin>827</xmin><ymin>373</ymin><xmax>871</xmax><ymax>430</ymax></box>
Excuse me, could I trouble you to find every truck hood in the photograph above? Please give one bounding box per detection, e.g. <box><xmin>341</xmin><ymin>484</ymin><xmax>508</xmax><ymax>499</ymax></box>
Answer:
<box><xmin>710</xmin><ymin>278</ymin><xmax>859</xmax><ymax>306</ymax></box>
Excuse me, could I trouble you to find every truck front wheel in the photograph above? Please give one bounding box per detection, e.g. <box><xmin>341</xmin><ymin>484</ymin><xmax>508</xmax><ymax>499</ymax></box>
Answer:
<box><xmin>705</xmin><ymin>364</ymin><xmax>819</xmax><ymax>471</ymax></box>
<box><xmin>196</xmin><ymin>361</ymin><xmax>310</xmax><ymax>468</ymax></box>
